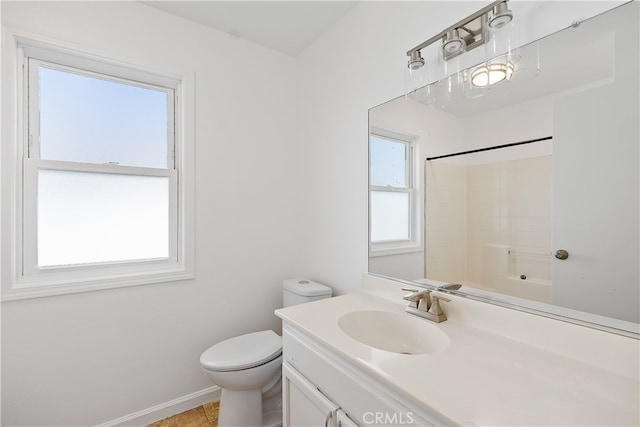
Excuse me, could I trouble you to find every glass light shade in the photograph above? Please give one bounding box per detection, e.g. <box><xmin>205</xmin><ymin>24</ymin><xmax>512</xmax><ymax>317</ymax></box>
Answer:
<box><xmin>484</xmin><ymin>10</ymin><xmax>521</xmax><ymax>76</ymax></box>
<box><xmin>441</xmin><ymin>41</ymin><xmax>466</xmax><ymax>84</ymax></box>
<box><xmin>468</xmin><ymin>8</ymin><xmax>538</xmax><ymax>92</ymax></box>
<box><xmin>510</xmin><ymin>40</ymin><xmax>541</xmax><ymax>82</ymax></box>
<box><xmin>434</xmin><ymin>38</ymin><xmax>467</xmax><ymax>107</ymax></box>
<box><xmin>404</xmin><ymin>60</ymin><xmax>430</xmax><ymax>97</ymax></box>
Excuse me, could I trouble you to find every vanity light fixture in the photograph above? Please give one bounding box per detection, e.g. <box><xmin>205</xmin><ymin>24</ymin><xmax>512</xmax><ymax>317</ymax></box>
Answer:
<box><xmin>404</xmin><ymin>0</ymin><xmax>523</xmax><ymax>97</ymax></box>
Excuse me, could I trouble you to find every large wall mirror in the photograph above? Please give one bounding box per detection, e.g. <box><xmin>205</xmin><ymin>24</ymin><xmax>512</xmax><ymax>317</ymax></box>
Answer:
<box><xmin>368</xmin><ymin>2</ymin><xmax>639</xmax><ymax>336</ymax></box>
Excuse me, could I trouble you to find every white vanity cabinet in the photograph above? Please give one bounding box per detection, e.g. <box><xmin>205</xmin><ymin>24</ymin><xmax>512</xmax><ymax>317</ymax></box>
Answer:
<box><xmin>281</xmin><ymin>324</ymin><xmax>447</xmax><ymax>427</ymax></box>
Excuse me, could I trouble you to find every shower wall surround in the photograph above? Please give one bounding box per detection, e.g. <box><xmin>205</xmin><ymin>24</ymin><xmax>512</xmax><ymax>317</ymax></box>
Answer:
<box><xmin>426</xmin><ymin>155</ymin><xmax>553</xmax><ymax>302</ymax></box>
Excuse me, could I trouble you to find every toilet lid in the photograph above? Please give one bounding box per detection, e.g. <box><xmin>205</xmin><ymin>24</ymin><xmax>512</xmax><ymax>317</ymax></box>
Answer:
<box><xmin>200</xmin><ymin>330</ymin><xmax>282</xmax><ymax>372</ymax></box>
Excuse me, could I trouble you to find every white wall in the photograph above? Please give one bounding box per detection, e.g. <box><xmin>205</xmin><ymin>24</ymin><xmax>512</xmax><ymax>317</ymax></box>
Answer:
<box><xmin>295</xmin><ymin>1</ymin><xmax>622</xmax><ymax>296</ymax></box>
<box><xmin>1</xmin><ymin>2</ymin><xmax>297</xmax><ymax>426</ymax></box>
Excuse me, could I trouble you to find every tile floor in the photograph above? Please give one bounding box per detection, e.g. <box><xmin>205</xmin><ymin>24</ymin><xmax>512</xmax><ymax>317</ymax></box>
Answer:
<box><xmin>148</xmin><ymin>401</ymin><xmax>219</xmax><ymax>427</ymax></box>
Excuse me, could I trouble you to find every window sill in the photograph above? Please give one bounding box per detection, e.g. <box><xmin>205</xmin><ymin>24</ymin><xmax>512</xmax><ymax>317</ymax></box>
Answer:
<box><xmin>2</xmin><ymin>269</ymin><xmax>194</xmax><ymax>302</ymax></box>
<box><xmin>369</xmin><ymin>244</ymin><xmax>424</xmax><ymax>258</ymax></box>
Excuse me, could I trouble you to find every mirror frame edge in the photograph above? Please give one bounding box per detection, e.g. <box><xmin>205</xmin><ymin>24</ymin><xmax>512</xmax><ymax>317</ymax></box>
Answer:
<box><xmin>369</xmin><ymin>273</ymin><xmax>640</xmax><ymax>339</ymax></box>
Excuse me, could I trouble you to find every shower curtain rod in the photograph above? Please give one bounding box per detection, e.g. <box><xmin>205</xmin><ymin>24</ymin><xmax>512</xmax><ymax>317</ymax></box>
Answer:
<box><xmin>426</xmin><ymin>136</ymin><xmax>552</xmax><ymax>161</ymax></box>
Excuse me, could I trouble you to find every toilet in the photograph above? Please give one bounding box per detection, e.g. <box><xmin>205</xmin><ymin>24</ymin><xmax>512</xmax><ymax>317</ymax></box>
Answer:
<box><xmin>200</xmin><ymin>279</ymin><xmax>332</xmax><ymax>427</ymax></box>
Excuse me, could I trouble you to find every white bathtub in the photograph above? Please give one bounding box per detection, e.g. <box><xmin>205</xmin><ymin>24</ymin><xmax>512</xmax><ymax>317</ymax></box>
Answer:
<box><xmin>472</xmin><ymin>244</ymin><xmax>552</xmax><ymax>303</ymax></box>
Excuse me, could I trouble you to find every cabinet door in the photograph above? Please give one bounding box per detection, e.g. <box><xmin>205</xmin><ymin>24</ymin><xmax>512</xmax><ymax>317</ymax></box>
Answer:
<box><xmin>283</xmin><ymin>362</ymin><xmax>339</xmax><ymax>427</ymax></box>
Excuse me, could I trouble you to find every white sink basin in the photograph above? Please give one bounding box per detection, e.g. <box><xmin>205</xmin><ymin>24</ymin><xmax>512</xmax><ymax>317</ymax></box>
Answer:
<box><xmin>338</xmin><ymin>310</ymin><xmax>450</xmax><ymax>355</ymax></box>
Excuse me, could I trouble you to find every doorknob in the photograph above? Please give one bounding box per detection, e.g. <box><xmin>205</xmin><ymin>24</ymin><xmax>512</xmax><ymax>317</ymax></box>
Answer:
<box><xmin>554</xmin><ymin>249</ymin><xmax>569</xmax><ymax>260</ymax></box>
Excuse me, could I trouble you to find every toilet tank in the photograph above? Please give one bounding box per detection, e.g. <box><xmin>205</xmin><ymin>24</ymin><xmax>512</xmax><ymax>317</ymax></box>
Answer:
<box><xmin>283</xmin><ymin>279</ymin><xmax>332</xmax><ymax>307</ymax></box>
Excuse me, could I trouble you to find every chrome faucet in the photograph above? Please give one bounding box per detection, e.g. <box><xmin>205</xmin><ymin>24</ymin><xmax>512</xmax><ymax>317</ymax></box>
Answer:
<box><xmin>402</xmin><ymin>289</ymin><xmax>451</xmax><ymax>323</ymax></box>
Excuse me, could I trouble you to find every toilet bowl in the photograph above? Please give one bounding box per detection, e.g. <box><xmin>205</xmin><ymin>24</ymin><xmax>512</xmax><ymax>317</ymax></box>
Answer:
<box><xmin>200</xmin><ymin>330</ymin><xmax>283</xmax><ymax>427</ymax></box>
<box><xmin>200</xmin><ymin>279</ymin><xmax>332</xmax><ymax>427</ymax></box>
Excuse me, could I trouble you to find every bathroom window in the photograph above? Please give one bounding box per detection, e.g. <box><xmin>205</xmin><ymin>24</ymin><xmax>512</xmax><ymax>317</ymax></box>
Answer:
<box><xmin>3</xmin><ymin>37</ymin><xmax>194</xmax><ymax>300</ymax></box>
<box><xmin>369</xmin><ymin>129</ymin><xmax>420</xmax><ymax>255</ymax></box>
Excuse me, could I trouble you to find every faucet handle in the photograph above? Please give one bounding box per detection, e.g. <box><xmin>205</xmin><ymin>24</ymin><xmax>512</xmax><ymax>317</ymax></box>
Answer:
<box><xmin>403</xmin><ymin>290</ymin><xmax>432</xmax><ymax>311</ymax></box>
<box><xmin>428</xmin><ymin>294</ymin><xmax>450</xmax><ymax>317</ymax></box>
<box><xmin>403</xmin><ymin>289</ymin><xmax>431</xmax><ymax>302</ymax></box>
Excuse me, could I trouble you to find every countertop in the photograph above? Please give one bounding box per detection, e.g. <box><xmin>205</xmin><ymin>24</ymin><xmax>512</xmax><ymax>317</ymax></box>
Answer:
<box><xmin>275</xmin><ymin>286</ymin><xmax>640</xmax><ymax>426</ymax></box>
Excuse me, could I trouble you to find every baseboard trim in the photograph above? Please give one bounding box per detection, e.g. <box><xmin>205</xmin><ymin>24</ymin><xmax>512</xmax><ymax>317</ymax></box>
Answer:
<box><xmin>97</xmin><ymin>385</ymin><xmax>221</xmax><ymax>427</ymax></box>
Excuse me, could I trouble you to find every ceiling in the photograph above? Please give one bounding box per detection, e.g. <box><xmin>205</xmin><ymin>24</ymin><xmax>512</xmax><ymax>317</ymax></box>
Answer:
<box><xmin>142</xmin><ymin>1</ymin><xmax>358</xmax><ymax>57</ymax></box>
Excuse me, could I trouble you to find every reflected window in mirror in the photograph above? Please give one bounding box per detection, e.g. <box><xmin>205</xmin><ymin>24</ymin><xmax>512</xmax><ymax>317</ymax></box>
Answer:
<box><xmin>369</xmin><ymin>128</ymin><xmax>421</xmax><ymax>257</ymax></box>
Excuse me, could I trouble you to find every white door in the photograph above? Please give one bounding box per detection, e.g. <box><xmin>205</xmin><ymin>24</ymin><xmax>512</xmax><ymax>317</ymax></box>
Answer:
<box><xmin>552</xmin><ymin>4</ymin><xmax>639</xmax><ymax>323</ymax></box>
<box><xmin>283</xmin><ymin>362</ymin><xmax>339</xmax><ymax>427</ymax></box>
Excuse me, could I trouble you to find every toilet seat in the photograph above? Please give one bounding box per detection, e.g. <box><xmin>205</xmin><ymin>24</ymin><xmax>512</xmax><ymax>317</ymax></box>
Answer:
<box><xmin>200</xmin><ymin>330</ymin><xmax>282</xmax><ymax>372</ymax></box>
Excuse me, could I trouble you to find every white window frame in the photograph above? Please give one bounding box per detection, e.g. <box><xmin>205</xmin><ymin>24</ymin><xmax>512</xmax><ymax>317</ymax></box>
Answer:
<box><xmin>369</xmin><ymin>127</ymin><xmax>422</xmax><ymax>257</ymax></box>
<box><xmin>1</xmin><ymin>32</ymin><xmax>195</xmax><ymax>301</ymax></box>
